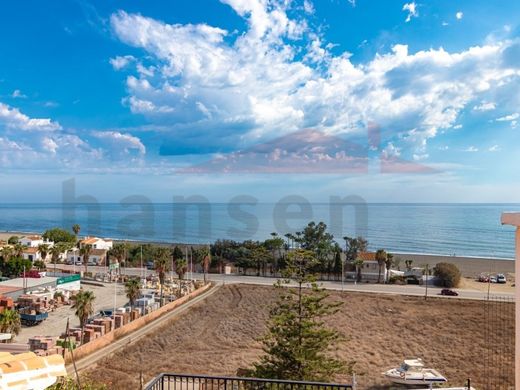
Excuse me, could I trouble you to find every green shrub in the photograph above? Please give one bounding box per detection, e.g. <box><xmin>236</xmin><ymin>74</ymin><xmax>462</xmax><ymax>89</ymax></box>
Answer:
<box><xmin>388</xmin><ymin>275</ymin><xmax>406</xmax><ymax>285</ymax></box>
<box><xmin>48</xmin><ymin>377</ymin><xmax>106</xmax><ymax>390</ymax></box>
<box><xmin>7</xmin><ymin>236</ymin><xmax>19</xmax><ymax>245</ymax></box>
<box><xmin>433</xmin><ymin>262</ymin><xmax>461</xmax><ymax>288</ymax></box>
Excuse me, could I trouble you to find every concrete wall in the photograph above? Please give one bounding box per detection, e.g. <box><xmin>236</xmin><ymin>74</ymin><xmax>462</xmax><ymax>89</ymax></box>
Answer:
<box><xmin>64</xmin><ymin>282</ymin><xmax>212</xmax><ymax>363</ymax></box>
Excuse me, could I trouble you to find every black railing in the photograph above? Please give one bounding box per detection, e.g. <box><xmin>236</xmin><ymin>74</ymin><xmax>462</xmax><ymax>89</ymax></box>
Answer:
<box><xmin>145</xmin><ymin>373</ymin><xmax>354</xmax><ymax>390</ymax></box>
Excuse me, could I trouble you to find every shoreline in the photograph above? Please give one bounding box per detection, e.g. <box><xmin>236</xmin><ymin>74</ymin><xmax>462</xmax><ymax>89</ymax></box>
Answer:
<box><xmin>391</xmin><ymin>252</ymin><xmax>514</xmax><ymax>277</ymax></box>
<box><xmin>1</xmin><ymin>231</ymin><xmax>514</xmax><ymax>277</ymax></box>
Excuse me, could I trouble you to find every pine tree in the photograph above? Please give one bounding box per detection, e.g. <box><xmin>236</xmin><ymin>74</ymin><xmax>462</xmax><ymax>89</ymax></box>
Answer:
<box><xmin>251</xmin><ymin>249</ymin><xmax>345</xmax><ymax>382</ymax></box>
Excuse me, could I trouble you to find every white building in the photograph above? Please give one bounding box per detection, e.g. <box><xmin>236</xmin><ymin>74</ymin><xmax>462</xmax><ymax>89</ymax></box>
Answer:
<box><xmin>345</xmin><ymin>252</ymin><xmax>389</xmax><ymax>282</ymax></box>
<box><xmin>22</xmin><ymin>247</ymin><xmax>43</xmax><ymax>262</ymax></box>
<box><xmin>66</xmin><ymin>248</ymin><xmax>108</xmax><ymax>266</ymax></box>
<box><xmin>79</xmin><ymin>237</ymin><xmax>113</xmax><ymax>250</ymax></box>
<box><xmin>19</xmin><ymin>235</ymin><xmax>51</xmax><ymax>248</ymax></box>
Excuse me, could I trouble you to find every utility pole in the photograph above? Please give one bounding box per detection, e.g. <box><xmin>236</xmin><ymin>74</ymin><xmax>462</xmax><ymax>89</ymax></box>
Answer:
<box><xmin>140</xmin><ymin>245</ymin><xmax>143</xmax><ymax>279</ymax></box>
<box><xmin>341</xmin><ymin>255</ymin><xmax>345</xmax><ymax>292</ymax></box>
<box><xmin>424</xmin><ymin>264</ymin><xmax>429</xmax><ymax>300</ymax></box>
<box><xmin>190</xmin><ymin>247</ymin><xmax>193</xmax><ymax>282</ymax></box>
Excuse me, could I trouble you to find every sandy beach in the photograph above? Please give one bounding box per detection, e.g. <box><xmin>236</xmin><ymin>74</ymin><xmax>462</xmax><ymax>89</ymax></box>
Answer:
<box><xmin>392</xmin><ymin>252</ymin><xmax>514</xmax><ymax>277</ymax></box>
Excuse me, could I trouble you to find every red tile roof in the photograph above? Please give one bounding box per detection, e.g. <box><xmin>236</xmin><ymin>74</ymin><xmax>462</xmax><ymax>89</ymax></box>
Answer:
<box><xmin>81</xmin><ymin>237</ymin><xmax>99</xmax><ymax>245</ymax></box>
<box><xmin>357</xmin><ymin>252</ymin><xmax>376</xmax><ymax>261</ymax></box>
<box><xmin>24</xmin><ymin>235</ymin><xmax>42</xmax><ymax>241</ymax></box>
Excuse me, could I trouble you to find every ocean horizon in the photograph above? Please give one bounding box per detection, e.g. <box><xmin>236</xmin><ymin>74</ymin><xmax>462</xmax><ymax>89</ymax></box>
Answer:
<box><xmin>1</xmin><ymin>202</ymin><xmax>518</xmax><ymax>259</ymax></box>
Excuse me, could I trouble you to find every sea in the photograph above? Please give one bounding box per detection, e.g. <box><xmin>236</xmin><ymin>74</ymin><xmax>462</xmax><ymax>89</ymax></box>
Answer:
<box><xmin>0</xmin><ymin>203</ymin><xmax>519</xmax><ymax>259</ymax></box>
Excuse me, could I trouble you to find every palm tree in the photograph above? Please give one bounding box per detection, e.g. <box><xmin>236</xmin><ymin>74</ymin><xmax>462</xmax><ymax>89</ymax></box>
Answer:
<box><xmin>385</xmin><ymin>253</ymin><xmax>394</xmax><ymax>283</ymax></box>
<box><xmin>13</xmin><ymin>243</ymin><xmax>26</xmax><ymax>258</ymax></box>
<box><xmin>0</xmin><ymin>309</ymin><xmax>21</xmax><ymax>343</ymax></box>
<box><xmin>175</xmin><ymin>257</ymin><xmax>188</xmax><ymax>280</ymax></box>
<box><xmin>0</xmin><ymin>246</ymin><xmax>13</xmax><ymax>262</ymax></box>
<box><xmin>343</xmin><ymin>236</ymin><xmax>368</xmax><ymax>263</ymax></box>
<box><xmin>38</xmin><ymin>244</ymin><xmax>49</xmax><ymax>262</ymax></box>
<box><xmin>125</xmin><ymin>278</ymin><xmax>141</xmax><ymax>310</ymax></box>
<box><xmin>154</xmin><ymin>247</ymin><xmax>171</xmax><ymax>305</ymax></box>
<box><xmin>72</xmin><ymin>224</ymin><xmax>81</xmax><ymax>238</ymax></box>
<box><xmin>405</xmin><ymin>259</ymin><xmax>414</xmax><ymax>271</ymax></box>
<box><xmin>108</xmin><ymin>243</ymin><xmax>128</xmax><ymax>275</ymax></box>
<box><xmin>80</xmin><ymin>244</ymin><xmax>93</xmax><ymax>275</ymax></box>
<box><xmin>50</xmin><ymin>243</ymin><xmax>69</xmax><ymax>274</ymax></box>
<box><xmin>353</xmin><ymin>258</ymin><xmax>364</xmax><ymax>283</ymax></box>
<box><xmin>193</xmin><ymin>246</ymin><xmax>211</xmax><ymax>283</ymax></box>
<box><xmin>375</xmin><ymin>249</ymin><xmax>387</xmax><ymax>283</ymax></box>
<box><xmin>172</xmin><ymin>246</ymin><xmax>187</xmax><ymax>279</ymax></box>
<box><xmin>71</xmin><ymin>290</ymin><xmax>95</xmax><ymax>344</ymax></box>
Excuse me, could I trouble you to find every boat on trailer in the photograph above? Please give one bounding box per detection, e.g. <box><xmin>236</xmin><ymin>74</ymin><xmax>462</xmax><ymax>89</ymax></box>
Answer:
<box><xmin>383</xmin><ymin>358</ymin><xmax>448</xmax><ymax>386</ymax></box>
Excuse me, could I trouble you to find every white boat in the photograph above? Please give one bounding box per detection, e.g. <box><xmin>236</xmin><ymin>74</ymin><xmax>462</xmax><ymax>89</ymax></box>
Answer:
<box><xmin>383</xmin><ymin>358</ymin><xmax>448</xmax><ymax>386</ymax></box>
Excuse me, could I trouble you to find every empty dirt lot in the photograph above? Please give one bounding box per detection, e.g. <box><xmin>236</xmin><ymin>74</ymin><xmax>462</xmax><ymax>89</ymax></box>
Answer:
<box><xmin>86</xmin><ymin>284</ymin><xmax>514</xmax><ymax>389</ymax></box>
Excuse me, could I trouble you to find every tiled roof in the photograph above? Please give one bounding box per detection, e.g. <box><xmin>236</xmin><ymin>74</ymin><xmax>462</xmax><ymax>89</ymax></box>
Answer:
<box><xmin>23</xmin><ymin>235</ymin><xmax>42</xmax><ymax>241</ymax></box>
<box><xmin>81</xmin><ymin>237</ymin><xmax>99</xmax><ymax>245</ymax></box>
<box><xmin>23</xmin><ymin>247</ymin><xmax>39</xmax><ymax>254</ymax></box>
<box><xmin>357</xmin><ymin>252</ymin><xmax>376</xmax><ymax>261</ymax></box>
<box><xmin>0</xmin><ymin>351</ymin><xmax>66</xmax><ymax>389</ymax></box>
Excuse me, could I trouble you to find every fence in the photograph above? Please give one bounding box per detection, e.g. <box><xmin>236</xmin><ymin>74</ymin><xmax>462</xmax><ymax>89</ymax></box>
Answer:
<box><xmin>145</xmin><ymin>374</ymin><xmax>354</xmax><ymax>390</ymax></box>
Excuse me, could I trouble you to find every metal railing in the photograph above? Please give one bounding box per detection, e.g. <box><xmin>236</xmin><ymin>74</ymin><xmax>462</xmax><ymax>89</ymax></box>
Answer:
<box><xmin>145</xmin><ymin>373</ymin><xmax>354</xmax><ymax>390</ymax></box>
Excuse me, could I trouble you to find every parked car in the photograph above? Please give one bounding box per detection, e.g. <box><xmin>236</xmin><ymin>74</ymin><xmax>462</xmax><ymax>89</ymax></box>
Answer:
<box><xmin>496</xmin><ymin>274</ymin><xmax>507</xmax><ymax>284</ymax></box>
<box><xmin>489</xmin><ymin>276</ymin><xmax>497</xmax><ymax>283</ymax></box>
<box><xmin>440</xmin><ymin>289</ymin><xmax>459</xmax><ymax>296</ymax></box>
<box><xmin>478</xmin><ymin>273</ymin><xmax>489</xmax><ymax>282</ymax></box>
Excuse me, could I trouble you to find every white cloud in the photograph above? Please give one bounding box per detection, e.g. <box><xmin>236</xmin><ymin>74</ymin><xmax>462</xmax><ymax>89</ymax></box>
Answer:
<box><xmin>473</xmin><ymin>101</ymin><xmax>496</xmax><ymax>111</ymax></box>
<box><xmin>456</xmin><ymin>11</ymin><xmax>463</xmax><ymax>20</ymax></box>
<box><xmin>11</xmin><ymin>89</ymin><xmax>27</xmax><ymax>99</ymax></box>
<box><xmin>463</xmin><ymin>146</ymin><xmax>479</xmax><ymax>152</ymax></box>
<box><xmin>488</xmin><ymin>144</ymin><xmax>500</xmax><ymax>152</ymax></box>
<box><xmin>109</xmin><ymin>55</ymin><xmax>135</xmax><ymax>70</ymax></box>
<box><xmin>303</xmin><ymin>0</ymin><xmax>314</xmax><ymax>14</ymax></box>
<box><xmin>0</xmin><ymin>137</ymin><xmax>25</xmax><ymax>152</ymax></box>
<box><xmin>403</xmin><ymin>2</ymin><xmax>418</xmax><ymax>22</ymax></box>
<box><xmin>43</xmin><ymin>101</ymin><xmax>59</xmax><ymax>108</ymax></box>
<box><xmin>453</xmin><ymin>124</ymin><xmax>463</xmax><ymax>129</ymax></box>
<box><xmin>0</xmin><ymin>102</ymin><xmax>61</xmax><ymax>132</ymax></box>
<box><xmin>382</xmin><ymin>142</ymin><xmax>401</xmax><ymax>158</ymax></box>
<box><xmin>108</xmin><ymin>5</ymin><xmax>520</xmax><ymax>160</ymax></box>
<box><xmin>92</xmin><ymin>131</ymin><xmax>146</xmax><ymax>157</ymax></box>
<box><xmin>41</xmin><ymin>137</ymin><xmax>58</xmax><ymax>154</ymax></box>
<box><xmin>496</xmin><ymin>112</ymin><xmax>519</xmax><ymax>122</ymax></box>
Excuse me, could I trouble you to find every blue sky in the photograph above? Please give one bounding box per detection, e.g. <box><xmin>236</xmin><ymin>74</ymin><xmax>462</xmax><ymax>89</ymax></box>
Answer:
<box><xmin>0</xmin><ymin>0</ymin><xmax>519</xmax><ymax>203</ymax></box>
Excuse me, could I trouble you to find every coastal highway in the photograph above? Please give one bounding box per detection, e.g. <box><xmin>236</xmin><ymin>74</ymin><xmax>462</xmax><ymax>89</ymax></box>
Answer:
<box><xmin>59</xmin><ymin>265</ymin><xmax>514</xmax><ymax>301</ymax></box>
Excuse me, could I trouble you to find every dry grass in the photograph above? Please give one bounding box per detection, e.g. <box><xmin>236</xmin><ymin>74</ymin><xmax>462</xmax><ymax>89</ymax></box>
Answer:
<box><xmin>86</xmin><ymin>284</ymin><xmax>514</xmax><ymax>389</ymax></box>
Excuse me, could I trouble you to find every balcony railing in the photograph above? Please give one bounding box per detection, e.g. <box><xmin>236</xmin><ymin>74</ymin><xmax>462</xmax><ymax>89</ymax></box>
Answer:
<box><xmin>145</xmin><ymin>373</ymin><xmax>354</xmax><ymax>390</ymax></box>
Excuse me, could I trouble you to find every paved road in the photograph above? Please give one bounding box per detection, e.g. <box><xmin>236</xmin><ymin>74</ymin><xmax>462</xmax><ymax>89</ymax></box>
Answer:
<box><xmin>60</xmin><ymin>265</ymin><xmax>514</xmax><ymax>301</ymax></box>
<box><xmin>67</xmin><ymin>283</ymin><xmax>221</xmax><ymax>375</ymax></box>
